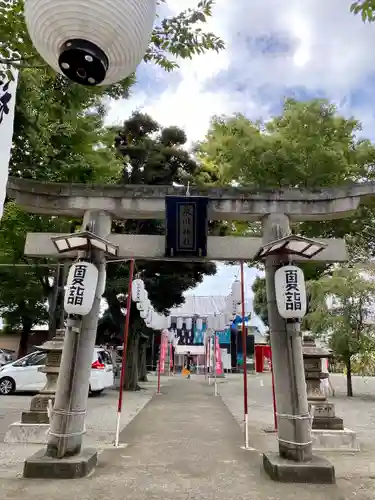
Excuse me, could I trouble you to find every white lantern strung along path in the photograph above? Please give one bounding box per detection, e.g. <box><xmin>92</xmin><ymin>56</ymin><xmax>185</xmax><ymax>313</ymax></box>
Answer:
<box><xmin>140</xmin><ymin>308</ymin><xmax>149</xmax><ymax>320</ymax></box>
<box><xmin>224</xmin><ymin>313</ymin><xmax>232</xmax><ymax>328</ymax></box>
<box><xmin>64</xmin><ymin>262</ymin><xmax>99</xmax><ymax>316</ymax></box>
<box><xmin>231</xmin><ymin>280</ymin><xmax>241</xmax><ymax>303</ymax></box>
<box><xmin>274</xmin><ymin>265</ymin><xmax>307</xmax><ymax>319</ymax></box>
<box><xmin>176</xmin><ymin>317</ymin><xmax>183</xmax><ymax>330</ymax></box>
<box><xmin>24</xmin><ymin>0</ymin><xmax>157</xmax><ymax>86</ymax></box>
<box><xmin>137</xmin><ymin>296</ymin><xmax>149</xmax><ymax>312</ymax></box>
<box><xmin>132</xmin><ymin>279</ymin><xmax>145</xmax><ymax>302</ymax></box>
<box><xmin>185</xmin><ymin>317</ymin><xmax>193</xmax><ymax>331</ymax></box>
<box><xmin>206</xmin><ymin>315</ymin><xmax>215</xmax><ymax>331</ymax></box>
<box><xmin>196</xmin><ymin>317</ymin><xmax>203</xmax><ymax>331</ymax></box>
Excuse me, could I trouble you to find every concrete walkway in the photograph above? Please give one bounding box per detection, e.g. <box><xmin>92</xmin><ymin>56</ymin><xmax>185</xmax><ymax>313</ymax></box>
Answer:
<box><xmin>1</xmin><ymin>377</ymin><xmax>370</xmax><ymax>500</ymax></box>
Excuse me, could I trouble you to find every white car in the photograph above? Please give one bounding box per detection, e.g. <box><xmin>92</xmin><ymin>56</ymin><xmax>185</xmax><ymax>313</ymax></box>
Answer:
<box><xmin>0</xmin><ymin>347</ymin><xmax>114</xmax><ymax>395</ymax></box>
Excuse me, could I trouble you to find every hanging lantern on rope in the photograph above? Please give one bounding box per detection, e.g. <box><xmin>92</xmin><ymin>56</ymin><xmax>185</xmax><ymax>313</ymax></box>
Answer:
<box><xmin>196</xmin><ymin>317</ymin><xmax>203</xmax><ymax>331</ymax></box>
<box><xmin>216</xmin><ymin>314</ymin><xmax>226</xmax><ymax>331</ymax></box>
<box><xmin>224</xmin><ymin>313</ymin><xmax>232</xmax><ymax>328</ymax></box>
<box><xmin>224</xmin><ymin>294</ymin><xmax>232</xmax><ymax>313</ymax></box>
<box><xmin>132</xmin><ymin>279</ymin><xmax>144</xmax><ymax>302</ymax></box>
<box><xmin>64</xmin><ymin>262</ymin><xmax>98</xmax><ymax>316</ymax></box>
<box><xmin>140</xmin><ymin>309</ymin><xmax>148</xmax><ymax>319</ymax></box>
<box><xmin>185</xmin><ymin>317</ymin><xmax>193</xmax><ymax>331</ymax></box>
<box><xmin>137</xmin><ymin>296</ymin><xmax>149</xmax><ymax>312</ymax></box>
<box><xmin>231</xmin><ymin>280</ymin><xmax>241</xmax><ymax>303</ymax></box>
<box><xmin>207</xmin><ymin>315</ymin><xmax>215</xmax><ymax>330</ymax></box>
<box><xmin>225</xmin><ymin>294</ymin><xmax>237</xmax><ymax>316</ymax></box>
<box><xmin>145</xmin><ymin>309</ymin><xmax>154</xmax><ymax>328</ymax></box>
<box><xmin>23</xmin><ymin>0</ymin><xmax>157</xmax><ymax>86</ymax></box>
<box><xmin>176</xmin><ymin>317</ymin><xmax>183</xmax><ymax>330</ymax></box>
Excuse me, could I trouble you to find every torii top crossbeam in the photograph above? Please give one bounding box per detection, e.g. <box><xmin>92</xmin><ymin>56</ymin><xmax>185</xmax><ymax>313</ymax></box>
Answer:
<box><xmin>7</xmin><ymin>177</ymin><xmax>375</xmax><ymax>222</ymax></box>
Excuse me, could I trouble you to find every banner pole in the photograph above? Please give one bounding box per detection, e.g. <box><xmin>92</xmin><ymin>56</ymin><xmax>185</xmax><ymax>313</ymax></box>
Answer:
<box><xmin>156</xmin><ymin>356</ymin><xmax>161</xmax><ymax>395</ymax></box>
<box><xmin>114</xmin><ymin>259</ymin><xmax>135</xmax><ymax>448</ymax></box>
<box><xmin>240</xmin><ymin>261</ymin><xmax>250</xmax><ymax>450</ymax></box>
<box><xmin>214</xmin><ymin>333</ymin><xmax>218</xmax><ymax>396</ymax></box>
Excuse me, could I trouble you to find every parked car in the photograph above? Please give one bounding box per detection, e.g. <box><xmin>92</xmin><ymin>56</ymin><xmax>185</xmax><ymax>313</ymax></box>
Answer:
<box><xmin>0</xmin><ymin>347</ymin><xmax>114</xmax><ymax>395</ymax></box>
<box><xmin>0</xmin><ymin>349</ymin><xmax>15</xmax><ymax>367</ymax></box>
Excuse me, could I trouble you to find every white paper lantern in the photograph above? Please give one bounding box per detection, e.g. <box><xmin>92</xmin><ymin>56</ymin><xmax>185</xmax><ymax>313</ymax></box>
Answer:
<box><xmin>225</xmin><ymin>294</ymin><xmax>237</xmax><ymax>315</ymax></box>
<box><xmin>176</xmin><ymin>317</ymin><xmax>183</xmax><ymax>330</ymax></box>
<box><xmin>274</xmin><ymin>265</ymin><xmax>307</xmax><ymax>319</ymax></box>
<box><xmin>132</xmin><ymin>279</ymin><xmax>144</xmax><ymax>302</ymax></box>
<box><xmin>231</xmin><ymin>280</ymin><xmax>241</xmax><ymax>303</ymax></box>
<box><xmin>145</xmin><ymin>309</ymin><xmax>153</xmax><ymax>327</ymax></box>
<box><xmin>224</xmin><ymin>295</ymin><xmax>232</xmax><ymax>313</ymax></box>
<box><xmin>185</xmin><ymin>317</ymin><xmax>193</xmax><ymax>331</ymax></box>
<box><xmin>216</xmin><ymin>314</ymin><xmax>226</xmax><ymax>331</ymax></box>
<box><xmin>64</xmin><ymin>262</ymin><xmax>98</xmax><ymax>316</ymax></box>
<box><xmin>196</xmin><ymin>318</ymin><xmax>203</xmax><ymax>331</ymax></box>
<box><xmin>137</xmin><ymin>297</ymin><xmax>150</xmax><ymax>312</ymax></box>
<box><xmin>140</xmin><ymin>308</ymin><xmax>149</xmax><ymax>319</ymax></box>
<box><xmin>206</xmin><ymin>315</ymin><xmax>215</xmax><ymax>330</ymax></box>
<box><xmin>24</xmin><ymin>0</ymin><xmax>157</xmax><ymax>86</ymax></box>
<box><xmin>161</xmin><ymin>316</ymin><xmax>171</xmax><ymax>330</ymax></box>
<box><xmin>224</xmin><ymin>313</ymin><xmax>232</xmax><ymax>328</ymax></box>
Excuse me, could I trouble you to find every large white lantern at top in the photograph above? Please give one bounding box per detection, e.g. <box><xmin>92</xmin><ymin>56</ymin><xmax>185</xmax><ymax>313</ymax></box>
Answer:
<box><xmin>24</xmin><ymin>0</ymin><xmax>157</xmax><ymax>86</ymax></box>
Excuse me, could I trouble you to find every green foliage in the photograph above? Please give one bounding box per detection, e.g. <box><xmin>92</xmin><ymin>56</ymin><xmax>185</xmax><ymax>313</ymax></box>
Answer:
<box><xmin>198</xmin><ymin>99</ymin><xmax>373</xmax><ymax>189</ymax></box>
<box><xmin>99</xmin><ymin>112</ymin><xmax>218</xmax><ymax>347</ymax></box>
<box><xmin>307</xmin><ymin>264</ymin><xmax>375</xmax><ymax>363</ymax></box>
<box><xmin>0</xmin><ymin>202</ymin><xmax>72</xmax><ymax>336</ymax></box>
<box><xmin>199</xmin><ymin>99</ymin><xmax>375</xmax><ymax>324</ymax></box>
<box><xmin>351</xmin><ymin>1</ymin><xmax>375</xmax><ymax>22</ymax></box>
<box><xmin>11</xmin><ymin>70</ymin><xmax>124</xmax><ymax>183</ymax></box>
<box><xmin>146</xmin><ymin>0</ymin><xmax>225</xmax><ymax>71</ymax></box>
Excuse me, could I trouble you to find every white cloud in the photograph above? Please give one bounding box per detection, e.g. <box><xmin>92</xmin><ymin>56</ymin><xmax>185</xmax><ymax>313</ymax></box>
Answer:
<box><xmin>107</xmin><ymin>0</ymin><xmax>375</xmax><ymax>143</ymax></box>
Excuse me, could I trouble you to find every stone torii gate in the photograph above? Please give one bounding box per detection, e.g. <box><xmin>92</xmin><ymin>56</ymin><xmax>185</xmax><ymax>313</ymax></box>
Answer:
<box><xmin>6</xmin><ymin>177</ymin><xmax>374</xmax><ymax>481</ymax></box>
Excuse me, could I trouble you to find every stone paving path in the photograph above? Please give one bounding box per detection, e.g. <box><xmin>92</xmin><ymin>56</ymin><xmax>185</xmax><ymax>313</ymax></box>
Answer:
<box><xmin>1</xmin><ymin>377</ymin><xmax>374</xmax><ymax>500</ymax></box>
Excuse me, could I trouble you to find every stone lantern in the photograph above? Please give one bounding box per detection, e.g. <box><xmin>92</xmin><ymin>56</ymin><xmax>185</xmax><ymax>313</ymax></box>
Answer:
<box><xmin>302</xmin><ymin>335</ymin><xmax>343</xmax><ymax>430</ymax></box>
<box><xmin>5</xmin><ymin>329</ymin><xmax>65</xmax><ymax>443</ymax></box>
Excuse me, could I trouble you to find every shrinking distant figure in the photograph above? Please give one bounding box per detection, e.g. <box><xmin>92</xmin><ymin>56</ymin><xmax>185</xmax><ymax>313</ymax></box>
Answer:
<box><xmin>183</xmin><ymin>351</ymin><xmax>193</xmax><ymax>379</ymax></box>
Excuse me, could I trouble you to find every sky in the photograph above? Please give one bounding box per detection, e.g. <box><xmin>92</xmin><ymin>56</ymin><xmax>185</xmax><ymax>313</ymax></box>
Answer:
<box><xmin>105</xmin><ymin>0</ymin><xmax>375</xmax><ymax>303</ymax></box>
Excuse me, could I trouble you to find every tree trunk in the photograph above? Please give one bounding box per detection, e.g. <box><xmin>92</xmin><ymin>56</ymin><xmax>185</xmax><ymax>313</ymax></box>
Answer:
<box><xmin>139</xmin><ymin>343</ymin><xmax>148</xmax><ymax>382</ymax></box>
<box><xmin>346</xmin><ymin>356</ymin><xmax>353</xmax><ymax>397</ymax></box>
<box><xmin>48</xmin><ymin>264</ymin><xmax>61</xmax><ymax>336</ymax></box>
<box><xmin>49</xmin><ymin>263</ymin><xmax>68</xmax><ymax>340</ymax></box>
<box><xmin>124</xmin><ymin>334</ymin><xmax>141</xmax><ymax>391</ymax></box>
<box><xmin>17</xmin><ymin>323</ymin><xmax>31</xmax><ymax>359</ymax></box>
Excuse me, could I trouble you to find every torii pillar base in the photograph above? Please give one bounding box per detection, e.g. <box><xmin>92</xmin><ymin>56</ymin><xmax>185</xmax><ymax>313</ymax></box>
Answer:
<box><xmin>23</xmin><ymin>447</ymin><xmax>97</xmax><ymax>479</ymax></box>
<box><xmin>263</xmin><ymin>452</ymin><xmax>335</xmax><ymax>484</ymax></box>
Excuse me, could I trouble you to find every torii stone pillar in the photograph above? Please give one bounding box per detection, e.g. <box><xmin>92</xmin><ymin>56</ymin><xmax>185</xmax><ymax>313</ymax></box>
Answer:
<box><xmin>23</xmin><ymin>210</ymin><xmax>111</xmax><ymax>479</ymax></box>
<box><xmin>262</xmin><ymin>214</ymin><xmax>335</xmax><ymax>484</ymax></box>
